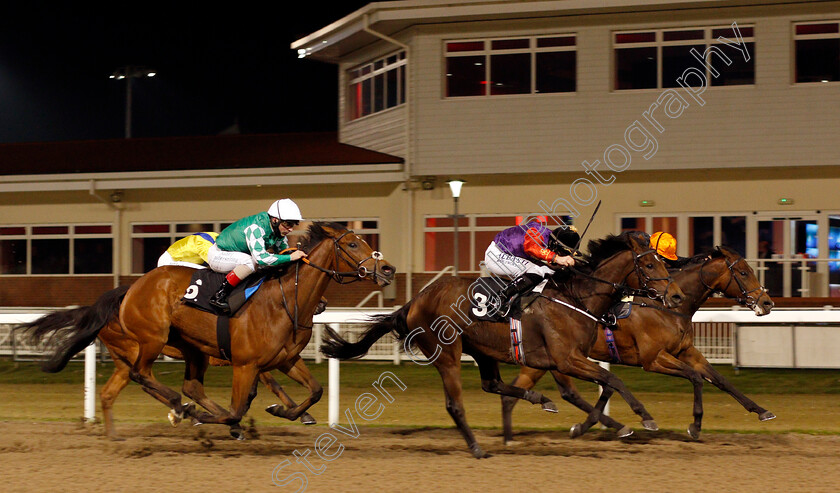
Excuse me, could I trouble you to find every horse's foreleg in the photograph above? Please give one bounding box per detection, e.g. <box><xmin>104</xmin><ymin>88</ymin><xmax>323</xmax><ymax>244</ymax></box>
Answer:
<box><xmin>644</xmin><ymin>350</ymin><xmax>706</xmax><ymax>439</ymax></box>
<box><xmin>267</xmin><ymin>357</ymin><xmax>322</xmax><ymax>422</ymax></box>
<box><xmin>501</xmin><ymin>367</ymin><xmax>547</xmax><ymax>444</ymax></box>
<box><xmin>553</xmin><ymin>370</ymin><xmax>627</xmax><ymax>435</ymax></box>
<box><xmin>561</xmin><ymin>353</ymin><xmax>658</xmax><ymax>432</ymax></box>
<box><xmin>260</xmin><ymin>372</ymin><xmax>316</xmax><ymax>425</ymax></box>
<box><xmin>474</xmin><ymin>355</ymin><xmax>556</xmax><ymax>412</ymax></box>
<box><xmin>681</xmin><ymin>346</ymin><xmax>775</xmax><ymax>422</ymax></box>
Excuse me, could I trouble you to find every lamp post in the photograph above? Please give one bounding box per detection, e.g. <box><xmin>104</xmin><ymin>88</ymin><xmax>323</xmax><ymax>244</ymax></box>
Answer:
<box><xmin>110</xmin><ymin>66</ymin><xmax>156</xmax><ymax>138</ymax></box>
<box><xmin>448</xmin><ymin>179</ymin><xmax>465</xmax><ymax>276</ymax></box>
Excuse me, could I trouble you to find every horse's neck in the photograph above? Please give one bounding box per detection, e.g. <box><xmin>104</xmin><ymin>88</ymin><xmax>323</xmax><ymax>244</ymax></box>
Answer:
<box><xmin>272</xmin><ymin>241</ymin><xmax>334</xmax><ymax>308</ymax></box>
<box><xmin>568</xmin><ymin>251</ymin><xmax>635</xmax><ymax>315</ymax></box>
<box><xmin>672</xmin><ymin>260</ymin><xmax>722</xmax><ymax>314</ymax></box>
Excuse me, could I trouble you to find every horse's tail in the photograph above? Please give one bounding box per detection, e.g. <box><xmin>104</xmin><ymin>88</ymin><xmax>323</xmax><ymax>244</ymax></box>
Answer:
<box><xmin>320</xmin><ymin>302</ymin><xmax>412</xmax><ymax>360</ymax></box>
<box><xmin>16</xmin><ymin>285</ymin><xmax>129</xmax><ymax>373</ymax></box>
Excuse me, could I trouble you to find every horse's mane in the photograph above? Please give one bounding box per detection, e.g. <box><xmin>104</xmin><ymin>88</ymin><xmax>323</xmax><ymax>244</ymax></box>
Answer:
<box><xmin>298</xmin><ymin>221</ymin><xmax>348</xmax><ymax>253</ymax></box>
<box><xmin>583</xmin><ymin>231</ymin><xmax>638</xmax><ymax>270</ymax></box>
<box><xmin>684</xmin><ymin>248</ymin><xmax>725</xmax><ymax>265</ymax></box>
<box><xmin>261</xmin><ymin>221</ymin><xmax>348</xmax><ymax>279</ymax></box>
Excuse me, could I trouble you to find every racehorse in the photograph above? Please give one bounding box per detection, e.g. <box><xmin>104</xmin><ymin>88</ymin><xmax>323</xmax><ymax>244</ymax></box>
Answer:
<box><xmin>19</xmin><ymin>287</ymin><xmax>319</xmax><ymax>438</ymax></box>
<box><xmin>501</xmin><ymin>246</ymin><xmax>775</xmax><ymax>442</ymax></box>
<box><xmin>21</xmin><ymin>222</ymin><xmax>395</xmax><ymax>437</ymax></box>
<box><xmin>321</xmin><ymin>231</ymin><xmax>684</xmax><ymax>458</ymax></box>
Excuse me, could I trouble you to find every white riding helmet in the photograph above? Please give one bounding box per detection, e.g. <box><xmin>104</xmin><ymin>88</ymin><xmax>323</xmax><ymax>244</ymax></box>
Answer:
<box><xmin>267</xmin><ymin>199</ymin><xmax>303</xmax><ymax>221</ymax></box>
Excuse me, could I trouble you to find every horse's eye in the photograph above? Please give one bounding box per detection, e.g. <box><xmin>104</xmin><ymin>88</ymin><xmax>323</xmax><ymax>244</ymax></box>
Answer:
<box><xmin>646</xmin><ymin>263</ymin><xmax>654</xmax><ymax>269</ymax></box>
<box><xmin>740</xmin><ymin>271</ymin><xmax>747</xmax><ymax>276</ymax></box>
<box><xmin>349</xmin><ymin>242</ymin><xmax>358</xmax><ymax>248</ymax></box>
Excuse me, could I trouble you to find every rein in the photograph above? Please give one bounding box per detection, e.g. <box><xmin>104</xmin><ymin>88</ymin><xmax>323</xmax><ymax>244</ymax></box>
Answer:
<box><xmin>274</xmin><ymin>229</ymin><xmax>385</xmax><ymax>331</ymax></box>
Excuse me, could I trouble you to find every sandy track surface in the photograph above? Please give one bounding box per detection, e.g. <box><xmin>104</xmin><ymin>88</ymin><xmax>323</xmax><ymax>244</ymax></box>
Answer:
<box><xmin>2</xmin><ymin>421</ymin><xmax>838</xmax><ymax>493</ymax></box>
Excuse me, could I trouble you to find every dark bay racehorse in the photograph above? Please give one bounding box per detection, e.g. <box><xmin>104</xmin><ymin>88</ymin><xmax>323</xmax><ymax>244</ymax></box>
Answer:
<box><xmin>322</xmin><ymin>232</ymin><xmax>684</xmax><ymax>458</ymax></box>
<box><xmin>501</xmin><ymin>246</ymin><xmax>775</xmax><ymax>442</ymax></box>
<box><xmin>21</xmin><ymin>223</ymin><xmax>395</xmax><ymax>437</ymax></box>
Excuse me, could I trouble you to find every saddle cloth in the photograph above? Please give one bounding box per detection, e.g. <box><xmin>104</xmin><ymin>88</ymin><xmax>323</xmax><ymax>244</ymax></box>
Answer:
<box><xmin>467</xmin><ymin>277</ymin><xmax>539</xmax><ymax>323</ymax></box>
<box><xmin>181</xmin><ymin>269</ymin><xmax>265</xmax><ymax>315</ymax></box>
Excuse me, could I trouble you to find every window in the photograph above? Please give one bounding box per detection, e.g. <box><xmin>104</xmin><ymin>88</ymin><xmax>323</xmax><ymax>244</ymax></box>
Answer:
<box><xmin>0</xmin><ymin>224</ymin><xmax>112</xmax><ymax>275</ymax></box>
<box><xmin>131</xmin><ymin>222</ymin><xmax>226</xmax><ymax>274</ymax></box>
<box><xmin>614</xmin><ymin>26</ymin><xmax>754</xmax><ymax>90</ymax></box>
<box><xmin>445</xmin><ymin>35</ymin><xmax>576</xmax><ymax>97</ymax></box>
<box><xmin>347</xmin><ymin>52</ymin><xmax>406</xmax><ymax>120</ymax></box>
<box><xmin>794</xmin><ymin>21</ymin><xmax>840</xmax><ymax>83</ymax></box>
<box><xmin>424</xmin><ymin>214</ymin><xmax>573</xmax><ymax>272</ymax></box>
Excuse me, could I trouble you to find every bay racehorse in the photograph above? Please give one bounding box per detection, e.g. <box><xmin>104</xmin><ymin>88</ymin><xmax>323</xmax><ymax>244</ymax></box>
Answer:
<box><xmin>501</xmin><ymin>246</ymin><xmax>775</xmax><ymax>442</ymax></box>
<box><xmin>21</xmin><ymin>222</ymin><xmax>394</xmax><ymax>437</ymax></box>
<box><xmin>322</xmin><ymin>231</ymin><xmax>684</xmax><ymax>458</ymax></box>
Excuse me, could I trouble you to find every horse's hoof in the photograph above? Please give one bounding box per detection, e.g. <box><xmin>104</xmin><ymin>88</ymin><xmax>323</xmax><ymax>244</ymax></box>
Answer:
<box><xmin>168</xmin><ymin>409</ymin><xmax>182</xmax><ymax>427</ymax></box>
<box><xmin>541</xmin><ymin>401</ymin><xmax>558</xmax><ymax>413</ymax></box>
<box><xmin>687</xmin><ymin>424</ymin><xmax>701</xmax><ymax>440</ymax></box>
<box><xmin>504</xmin><ymin>439</ymin><xmax>518</xmax><ymax>447</ymax></box>
<box><xmin>759</xmin><ymin>411</ymin><xmax>776</xmax><ymax>422</ymax></box>
<box><xmin>229</xmin><ymin>428</ymin><xmax>245</xmax><ymax>441</ymax></box>
<box><xmin>569</xmin><ymin>423</ymin><xmax>583</xmax><ymax>438</ymax></box>
<box><xmin>265</xmin><ymin>404</ymin><xmax>284</xmax><ymax>417</ymax></box>
<box><xmin>642</xmin><ymin>420</ymin><xmax>659</xmax><ymax>431</ymax></box>
<box><xmin>470</xmin><ymin>445</ymin><xmax>490</xmax><ymax>459</ymax></box>
<box><xmin>300</xmin><ymin>413</ymin><xmax>317</xmax><ymax>425</ymax></box>
<box><xmin>617</xmin><ymin>426</ymin><xmax>633</xmax><ymax>438</ymax></box>
<box><xmin>107</xmin><ymin>435</ymin><xmax>126</xmax><ymax>442</ymax></box>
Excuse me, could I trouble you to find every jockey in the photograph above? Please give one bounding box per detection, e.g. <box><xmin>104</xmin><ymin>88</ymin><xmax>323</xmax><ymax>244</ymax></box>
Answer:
<box><xmin>650</xmin><ymin>231</ymin><xmax>690</xmax><ymax>268</ymax></box>
<box><xmin>484</xmin><ymin>222</ymin><xmax>581</xmax><ymax>317</ymax></box>
<box><xmin>157</xmin><ymin>232</ymin><xmax>219</xmax><ymax>268</ymax></box>
<box><xmin>207</xmin><ymin>199</ymin><xmax>307</xmax><ymax>314</ymax></box>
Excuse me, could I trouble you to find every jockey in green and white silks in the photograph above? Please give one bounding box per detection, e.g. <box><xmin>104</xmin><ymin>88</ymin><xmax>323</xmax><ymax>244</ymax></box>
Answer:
<box><xmin>207</xmin><ymin>198</ymin><xmax>307</xmax><ymax>313</ymax></box>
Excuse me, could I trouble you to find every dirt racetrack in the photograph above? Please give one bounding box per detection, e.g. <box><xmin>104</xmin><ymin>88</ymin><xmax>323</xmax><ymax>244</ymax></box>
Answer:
<box><xmin>2</xmin><ymin>421</ymin><xmax>839</xmax><ymax>493</ymax></box>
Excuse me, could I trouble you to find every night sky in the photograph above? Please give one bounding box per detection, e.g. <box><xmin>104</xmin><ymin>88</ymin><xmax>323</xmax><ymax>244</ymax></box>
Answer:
<box><xmin>0</xmin><ymin>2</ymin><xmax>374</xmax><ymax>144</ymax></box>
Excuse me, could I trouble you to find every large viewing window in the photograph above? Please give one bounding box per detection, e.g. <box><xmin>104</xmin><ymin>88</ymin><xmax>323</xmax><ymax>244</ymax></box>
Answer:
<box><xmin>794</xmin><ymin>21</ymin><xmax>840</xmax><ymax>83</ymax></box>
<box><xmin>0</xmin><ymin>224</ymin><xmax>112</xmax><ymax>275</ymax></box>
<box><xmin>445</xmin><ymin>35</ymin><xmax>576</xmax><ymax>97</ymax></box>
<box><xmin>614</xmin><ymin>26</ymin><xmax>755</xmax><ymax>90</ymax></box>
<box><xmin>347</xmin><ymin>52</ymin><xmax>406</xmax><ymax>120</ymax></box>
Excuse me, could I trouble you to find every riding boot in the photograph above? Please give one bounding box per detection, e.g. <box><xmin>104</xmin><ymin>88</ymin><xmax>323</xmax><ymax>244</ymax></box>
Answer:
<box><xmin>209</xmin><ymin>280</ymin><xmax>234</xmax><ymax>314</ymax></box>
<box><xmin>491</xmin><ymin>273</ymin><xmax>544</xmax><ymax>317</ymax></box>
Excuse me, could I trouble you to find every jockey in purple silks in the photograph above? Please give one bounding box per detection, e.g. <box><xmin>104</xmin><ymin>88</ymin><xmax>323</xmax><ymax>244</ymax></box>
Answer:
<box><xmin>483</xmin><ymin>222</ymin><xmax>580</xmax><ymax>316</ymax></box>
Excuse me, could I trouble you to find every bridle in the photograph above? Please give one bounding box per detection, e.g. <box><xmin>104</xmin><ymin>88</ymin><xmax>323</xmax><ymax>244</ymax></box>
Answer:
<box><xmin>699</xmin><ymin>254</ymin><xmax>767</xmax><ymax>310</ymax></box>
<box><xmin>302</xmin><ymin>230</ymin><xmax>386</xmax><ymax>284</ymax></box>
<box><xmin>565</xmin><ymin>247</ymin><xmax>673</xmax><ymax>302</ymax></box>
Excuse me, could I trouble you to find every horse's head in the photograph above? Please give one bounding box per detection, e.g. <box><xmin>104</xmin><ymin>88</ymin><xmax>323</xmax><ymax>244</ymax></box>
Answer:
<box><xmin>702</xmin><ymin>246</ymin><xmax>774</xmax><ymax>315</ymax></box>
<box><xmin>301</xmin><ymin>222</ymin><xmax>396</xmax><ymax>286</ymax></box>
<box><xmin>588</xmin><ymin>231</ymin><xmax>684</xmax><ymax>308</ymax></box>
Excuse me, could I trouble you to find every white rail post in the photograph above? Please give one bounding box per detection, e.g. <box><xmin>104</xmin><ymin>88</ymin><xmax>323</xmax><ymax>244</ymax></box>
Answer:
<box><xmin>328</xmin><ymin>357</ymin><xmax>339</xmax><ymax>427</ymax></box>
<box><xmin>84</xmin><ymin>343</ymin><xmax>96</xmax><ymax>422</ymax></box>
<box><xmin>599</xmin><ymin>361</ymin><xmax>610</xmax><ymax>423</ymax></box>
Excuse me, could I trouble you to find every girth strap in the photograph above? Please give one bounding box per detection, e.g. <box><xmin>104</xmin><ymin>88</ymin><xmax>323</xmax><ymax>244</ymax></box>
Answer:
<box><xmin>509</xmin><ymin>317</ymin><xmax>525</xmax><ymax>365</ymax></box>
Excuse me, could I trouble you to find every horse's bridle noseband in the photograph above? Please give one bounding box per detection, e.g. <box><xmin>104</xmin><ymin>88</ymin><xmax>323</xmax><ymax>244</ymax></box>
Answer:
<box><xmin>630</xmin><ymin>248</ymin><xmax>673</xmax><ymax>301</ymax></box>
<box><xmin>700</xmin><ymin>254</ymin><xmax>767</xmax><ymax>309</ymax></box>
<box><xmin>306</xmin><ymin>230</ymin><xmax>386</xmax><ymax>284</ymax></box>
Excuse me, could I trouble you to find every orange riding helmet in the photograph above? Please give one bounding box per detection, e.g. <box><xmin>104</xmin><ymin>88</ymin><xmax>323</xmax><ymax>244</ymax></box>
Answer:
<box><xmin>650</xmin><ymin>231</ymin><xmax>678</xmax><ymax>260</ymax></box>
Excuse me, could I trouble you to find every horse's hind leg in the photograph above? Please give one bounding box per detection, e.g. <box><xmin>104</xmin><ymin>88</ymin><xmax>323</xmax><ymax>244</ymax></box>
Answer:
<box><xmin>502</xmin><ymin>367</ymin><xmax>548</xmax><ymax>444</ymax></box>
<box><xmin>474</xmin><ymin>355</ymin><xmax>557</xmax><ymax>411</ymax></box>
<box><xmin>101</xmin><ymin>356</ymin><xmax>131</xmax><ymax>440</ymax></box>
<box><xmin>128</xmin><ymin>344</ymin><xmax>193</xmax><ymax>420</ymax></box>
<box><xmin>260</xmin><ymin>372</ymin><xmax>316</xmax><ymax>425</ymax></box>
<box><xmin>434</xmin><ymin>357</ymin><xmax>489</xmax><ymax>459</ymax></box>
<box><xmin>265</xmin><ymin>357</ymin><xmax>322</xmax><ymax>422</ymax></box>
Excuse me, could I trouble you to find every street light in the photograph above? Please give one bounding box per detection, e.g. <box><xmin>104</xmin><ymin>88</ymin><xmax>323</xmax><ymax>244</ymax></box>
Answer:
<box><xmin>448</xmin><ymin>179</ymin><xmax>465</xmax><ymax>276</ymax></box>
<box><xmin>110</xmin><ymin>66</ymin><xmax>156</xmax><ymax>138</ymax></box>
